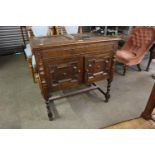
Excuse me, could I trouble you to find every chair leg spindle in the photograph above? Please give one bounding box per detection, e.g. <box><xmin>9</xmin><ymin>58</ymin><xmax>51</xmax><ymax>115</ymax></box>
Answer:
<box><xmin>137</xmin><ymin>64</ymin><xmax>142</xmax><ymax>71</ymax></box>
<box><xmin>123</xmin><ymin>65</ymin><xmax>127</xmax><ymax>76</ymax></box>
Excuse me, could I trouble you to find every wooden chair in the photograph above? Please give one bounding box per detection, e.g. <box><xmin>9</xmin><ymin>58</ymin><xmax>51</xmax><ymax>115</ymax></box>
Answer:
<box><xmin>55</xmin><ymin>26</ymin><xmax>66</xmax><ymax>35</ymax></box>
<box><xmin>55</xmin><ymin>26</ymin><xmax>82</xmax><ymax>35</ymax></box>
<box><xmin>24</xmin><ymin>26</ymin><xmax>53</xmax><ymax>82</ymax></box>
<box><xmin>116</xmin><ymin>27</ymin><xmax>155</xmax><ymax>75</ymax></box>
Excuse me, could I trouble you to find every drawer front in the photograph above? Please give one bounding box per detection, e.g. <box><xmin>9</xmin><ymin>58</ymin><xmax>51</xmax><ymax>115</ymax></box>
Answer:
<box><xmin>40</xmin><ymin>42</ymin><xmax>117</xmax><ymax>59</ymax></box>
<box><xmin>81</xmin><ymin>43</ymin><xmax>116</xmax><ymax>54</ymax></box>
<box><xmin>44</xmin><ymin>57</ymin><xmax>83</xmax><ymax>91</ymax></box>
<box><xmin>84</xmin><ymin>54</ymin><xmax>114</xmax><ymax>83</ymax></box>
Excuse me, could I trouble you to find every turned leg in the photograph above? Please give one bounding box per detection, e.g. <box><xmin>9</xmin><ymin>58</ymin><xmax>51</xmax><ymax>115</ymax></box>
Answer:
<box><xmin>137</xmin><ymin>64</ymin><xmax>141</xmax><ymax>71</ymax></box>
<box><xmin>105</xmin><ymin>79</ymin><xmax>112</xmax><ymax>102</ymax></box>
<box><xmin>115</xmin><ymin>63</ymin><xmax>127</xmax><ymax>76</ymax></box>
<box><xmin>45</xmin><ymin>100</ymin><xmax>53</xmax><ymax>121</ymax></box>
<box><xmin>49</xmin><ymin>99</ymin><xmax>59</xmax><ymax>119</ymax></box>
<box><xmin>146</xmin><ymin>51</ymin><xmax>152</xmax><ymax>71</ymax></box>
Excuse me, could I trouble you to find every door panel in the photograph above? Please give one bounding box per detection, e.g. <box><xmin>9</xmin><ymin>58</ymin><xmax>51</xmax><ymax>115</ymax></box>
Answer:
<box><xmin>85</xmin><ymin>54</ymin><xmax>113</xmax><ymax>83</ymax></box>
<box><xmin>45</xmin><ymin>56</ymin><xmax>83</xmax><ymax>91</ymax></box>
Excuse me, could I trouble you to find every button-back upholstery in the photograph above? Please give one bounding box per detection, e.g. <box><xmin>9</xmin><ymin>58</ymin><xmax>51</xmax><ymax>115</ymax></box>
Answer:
<box><xmin>116</xmin><ymin>27</ymin><xmax>155</xmax><ymax>65</ymax></box>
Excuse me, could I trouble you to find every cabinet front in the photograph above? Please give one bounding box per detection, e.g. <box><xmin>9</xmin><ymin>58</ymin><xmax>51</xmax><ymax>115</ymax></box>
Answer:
<box><xmin>84</xmin><ymin>54</ymin><xmax>113</xmax><ymax>83</ymax></box>
<box><xmin>44</xmin><ymin>56</ymin><xmax>83</xmax><ymax>91</ymax></box>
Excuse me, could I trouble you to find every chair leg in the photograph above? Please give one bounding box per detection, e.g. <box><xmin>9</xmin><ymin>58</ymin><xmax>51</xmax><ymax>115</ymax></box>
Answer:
<box><xmin>115</xmin><ymin>62</ymin><xmax>127</xmax><ymax>76</ymax></box>
<box><xmin>146</xmin><ymin>51</ymin><xmax>152</xmax><ymax>71</ymax></box>
<box><xmin>123</xmin><ymin>65</ymin><xmax>127</xmax><ymax>76</ymax></box>
<box><xmin>137</xmin><ymin>64</ymin><xmax>141</xmax><ymax>71</ymax></box>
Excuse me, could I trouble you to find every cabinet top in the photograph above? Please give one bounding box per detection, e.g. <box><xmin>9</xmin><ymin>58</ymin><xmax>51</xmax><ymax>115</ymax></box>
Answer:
<box><xmin>30</xmin><ymin>33</ymin><xmax>121</xmax><ymax>50</ymax></box>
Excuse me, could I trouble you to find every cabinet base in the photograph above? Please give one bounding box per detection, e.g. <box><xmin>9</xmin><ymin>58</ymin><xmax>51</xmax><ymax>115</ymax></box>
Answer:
<box><xmin>46</xmin><ymin>81</ymin><xmax>112</xmax><ymax>121</ymax></box>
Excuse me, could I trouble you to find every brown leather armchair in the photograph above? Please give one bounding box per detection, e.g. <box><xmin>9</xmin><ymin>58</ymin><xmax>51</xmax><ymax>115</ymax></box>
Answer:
<box><xmin>116</xmin><ymin>27</ymin><xmax>155</xmax><ymax>75</ymax></box>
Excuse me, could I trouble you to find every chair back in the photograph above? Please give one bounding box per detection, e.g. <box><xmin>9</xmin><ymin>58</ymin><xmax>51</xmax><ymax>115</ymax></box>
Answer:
<box><xmin>56</xmin><ymin>26</ymin><xmax>67</xmax><ymax>35</ymax></box>
<box><xmin>122</xmin><ymin>27</ymin><xmax>155</xmax><ymax>55</ymax></box>
<box><xmin>26</xmin><ymin>26</ymin><xmax>53</xmax><ymax>39</ymax></box>
<box><xmin>56</xmin><ymin>26</ymin><xmax>82</xmax><ymax>35</ymax></box>
<box><xmin>64</xmin><ymin>26</ymin><xmax>79</xmax><ymax>34</ymax></box>
<box><xmin>31</xmin><ymin>26</ymin><xmax>50</xmax><ymax>37</ymax></box>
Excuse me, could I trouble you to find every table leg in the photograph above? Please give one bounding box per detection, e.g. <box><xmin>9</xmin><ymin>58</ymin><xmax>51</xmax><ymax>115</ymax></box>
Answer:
<box><xmin>45</xmin><ymin>100</ymin><xmax>53</xmax><ymax>121</ymax></box>
<box><xmin>105</xmin><ymin>79</ymin><xmax>112</xmax><ymax>102</ymax></box>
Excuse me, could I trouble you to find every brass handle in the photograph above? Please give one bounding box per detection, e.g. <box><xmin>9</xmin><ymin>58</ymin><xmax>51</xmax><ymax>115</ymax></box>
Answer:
<box><xmin>40</xmin><ymin>71</ymin><xmax>44</xmax><ymax>75</ymax></box>
<box><xmin>73</xmin><ymin>66</ymin><xmax>77</xmax><ymax>69</ymax></box>
<box><xmin>103</xmin><ymin>72</ymin><xmax>108</xmax><ymax>75</ymax></box>
<box><xmin>41</xmin><ymin>80</ymin><xmax>46</xmax><ymax>84</ymax></box>
<box><xmin>53</xmin><ymin>80</ymin><xmax>58</xmax><ymax>84</ymax></box>
<box><xmin>39</xmin><ymin>67</ymin><xmax>44</xmax><ymax>71</ymax></box>
<box><xmin>88</xmin><ymin>64</ymin><xmax>92</xmax><ymax>67</ymax></box>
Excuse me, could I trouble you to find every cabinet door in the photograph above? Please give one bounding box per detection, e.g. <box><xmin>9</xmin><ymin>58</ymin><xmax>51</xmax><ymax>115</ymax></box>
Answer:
<box><xmin>45</xmin><ymin>56</ymin><xmax>83</xmax><ymax>91</ymax></box>
<box><xmin>84</xmin><ymin>54</ymin><xmax>114</xmax><ymax>83</ymax></box>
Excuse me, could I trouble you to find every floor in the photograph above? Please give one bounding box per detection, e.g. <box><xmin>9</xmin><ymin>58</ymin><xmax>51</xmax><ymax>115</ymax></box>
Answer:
<box><xmin>0</xmin><ymin>53</ymin><xmax>155</xmax><ymax>129</ymax></box>
<box><xmin>106</xmin><ymin>118</ymin><xmax>155</xmax><ymax>129</ymax></box>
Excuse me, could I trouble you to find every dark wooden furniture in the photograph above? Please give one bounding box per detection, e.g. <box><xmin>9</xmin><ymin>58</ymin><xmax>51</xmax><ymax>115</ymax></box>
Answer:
<box><xmin>30</xmin><ymin>33</ymin><xmax>120</xmax><ymax>120</ymax></box>
<box><xmin>141</xmin><ymin>83</ymin><xmax>155</xmax><ymax>120</ymax></box>
<box><xmin>146</xmin><ymin>44</ymin><xmax>155</xmax><ymax>71</ymax></box>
